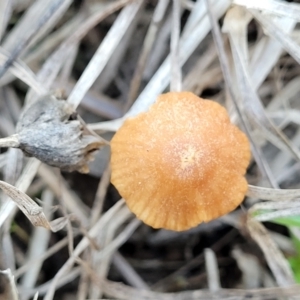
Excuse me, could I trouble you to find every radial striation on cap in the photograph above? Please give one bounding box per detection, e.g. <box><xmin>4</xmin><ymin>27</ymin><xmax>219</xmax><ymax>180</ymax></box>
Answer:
<box><xmin>110</xmin><ymin>91</ymin><xmax>251</xmax><ymax>231</ymax></box>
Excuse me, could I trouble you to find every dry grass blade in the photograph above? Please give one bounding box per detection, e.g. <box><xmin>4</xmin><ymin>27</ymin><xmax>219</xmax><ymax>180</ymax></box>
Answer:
<box><xmin>0</xmin><ymin>0</ymin><xmax>72</xmax><ymax>78</ymax></box>
<box><xmin>93</xmin><ymin>218</ymin><xmax>140</xmax><ymax>263</ymax></box>
<box><xmin>270</xmin><ymin>232</ymin><xmax>297</xmax><ymax>254</ymax></box>
<box><xmin>21</xmin><ymin>267</ymin><xmax>81</xmax><ymax>299</ymax></box>
<box><xmin>142</xmin><ymin>7</ymin><xmax>172</xmax><ymax>81</ymax></box>
<box><xmin>247</xmin><ymin>185</ymin><xmax>300</xmax><ymax>201</ymax></box>
<box><xmin>0</xmin><ymin>0</ymin><xmax>12</xmax><ymax>42</ymax></box>
<box><xmin>0</xmin><ymin>50</ymin><xmax>46</xmax><ymax>93</ymax></box>
<box><xmin>20</xmin><ymin>190</ymin><xmax>54</xmax><ymax>296</ymax></box>
<box><xmin>74</xmin><ymin>86</ymin><xmax>122</xmax><ymax>119</ymax></box>
<box><xmin>3</xmin><ymin>0</ymin><xmax>72</xmax><ymax>51</ymax></box>
<box><xmin>125</xmin><ymin>0</ymin><xmax>229</xmax><ymax>117</ymax></box>
<box><xmin>90</xmin><ymin>165</ymin><xmax>111</xmax><ymax>225</ymax></box>
<box><xmin>182</xmin><ymin>0</ymin><xmax>205</xmax><ymax>35</ymax></box>
<box><xmin>112</xmin><ymin>252</ymin><xmax>150</xmax><ymax>290</ymax></box>
<box><xmin>3</xmin><ymin>148</ymin><xmax>23</xmax><ymax>188</ymax></box>
<box><xmin>204</xmin><ymin>0</ymin><xmax>276</xmax><ymax>185</ymax></box>
<box><xmin>43</xmin><ymin>200</ymin><xmax>127</xmax><ymax>300</ymax></box>
<box><xmin>60</xmin><ymin>257</ymin><xmax>300</xmax><ymax>300</ymax></box>
<box><xmin>251</xmin><ymin>10</ymin><xmax>300</xmax><ymax>65</ymax></box>
<box><xmin>88</xmin><ymin>213</ymin><xmax>139</xmax><ymax>298</ymax></box>
<box><xmin>0</xmin><ymin>180</ymin><xmax>69</xmax><ymax>232</ymax></box>
<box><xmin>246</xmin><ymin>218</ymin><xmax>295</xmax><ymax>287</ymax></box>
<box><xmin>0</xmin><ymin>153</ymin><xmax>6</xmax><ymax>169</ymax></box>
<box><xmin>232</xmin><ymin>247</ymin><xmax>261</xmax><ymax>289</ymax></box>
<box><xmin>234</xmin><ymin>0</ymin><xmax>300</xmax><ymax>20</ymax></box>
<box><xmin>77</xmin><ymin>263</ymin><xmax>89</xmax><ymax>300</ymax></box>
<box><xmin>0</xmin><ymin>269</ymin><xmax>18</xmax><ymax>300</ymax></box>
<box><xmin>89</xmin><ymin>0</ymin><xmax>231</xmax><ymax>132</ymax></box>
<box><xmin>204</xmin><ymin>248</ymin><xmax>221</xmax><ymax>292</ymax></box>
<box><xmin>0</xmin><ymin>134</ymin><xmax>19</xmax><ymax>148</ymax></box>
<box><xmin>91</xmin><ymin>205</ymin><xmax>134</xmax><ymax>297</ymax></box>
<box><xmin>182</xmin><ymin>45</ymin><xmax>218</xmax><ymax>93</ymax></box>
<box><xmin>25</xmin><ymin>0</ymin><xmax>135</xmax><ymax>105</ymax></box>
<box><xmin>103</xmin><ymin>279</ymin><xmax>300</xmax><ymax>300</ymax></box>
<box><xmin>250</xmin><ymin>200</ymin><xmax>300</xmax><ymax>222</ymax></box>
<box><xmin>249</xmin><ymin>17</ymin><xmax>295</xmax><ymax>90</ymax></box>
<box><xmin>38</xmin><ymin>164</ymin><xmax>89</xmax><ymax>226</ymax></box>
<box><xmin>223</xmin><ymin>7</ymin><xmax>300</xmax><ymax>164</ymax></box>
<box><xmin>1</xmin><ymin>87</ymin><xmax>22</xmax><ymax>122</ymax></box>
<box><xmin>0</xmin><ymin>12</ymin><xmax>86</xmax><ymax>88</ymax></box>
<box><xmin>126</xmin><ymin>0</ymin><xmax>170</xmax><ymax>108</ymax></box>
<box><xmin>67</xmin><ymin>1</ymin><xmax>144</xmax><ymax>109</ymax></box>
<box><xmin>170</xmin><ymin>0</ymin><xmax>182</xmax><ymax>92</ymax></box>
<box><xmin>0</xmin><ymin>158</ymin><xmax>41</xmax><ymax>228</ymax></box>
<box><xmin>2</xmin><ymin>1</ymin><xmax>300</xmax><ymax>299</ymax></box>
<box><xmin>57</xmin><ymin>42</ymin><xmax>79</xmax><ymax>87</ymax></box>
<box><xmin>269</xmin><ymin>110</ymin><xmax>300</xmax><ymax>126</ymax></box>
<box><xmin>14</xmin><ymin>234</ymin><xmax>77</xmax><ymax>279</ymax></box>
<box><xmin>15</xmin><ymin>158</ymin><xmax>40</xmax><ymax>193</ymax></box>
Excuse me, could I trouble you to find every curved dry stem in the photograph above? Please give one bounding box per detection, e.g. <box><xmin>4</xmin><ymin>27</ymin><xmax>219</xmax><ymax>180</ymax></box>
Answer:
<box><xmin>0</xmin><ymin>134</ymin><xmax>19</xmax><ymax>148</ymax></box>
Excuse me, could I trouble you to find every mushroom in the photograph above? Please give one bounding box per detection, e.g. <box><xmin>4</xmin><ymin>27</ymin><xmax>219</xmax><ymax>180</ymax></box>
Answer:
<box><xmin>110</xmin><ymin>91</ymin><xmax>251</xmax><ymax>231</ymax></box>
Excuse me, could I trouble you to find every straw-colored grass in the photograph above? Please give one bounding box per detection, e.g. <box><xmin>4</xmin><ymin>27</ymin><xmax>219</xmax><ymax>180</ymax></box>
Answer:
<box><xmin>0</xmin><ymin>0</ymin><xmax>300</xmax><ymax>299</ymax></box>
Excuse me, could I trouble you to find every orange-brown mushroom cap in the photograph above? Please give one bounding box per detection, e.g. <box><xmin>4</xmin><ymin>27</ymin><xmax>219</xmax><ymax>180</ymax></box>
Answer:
<box><xmin>110</xmin><ymin>92</ymin><xmax>251</xmax><ymax>231</ymax></box>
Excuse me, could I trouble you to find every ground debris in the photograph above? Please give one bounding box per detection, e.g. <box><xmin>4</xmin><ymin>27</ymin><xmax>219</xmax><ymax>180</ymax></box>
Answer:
<box><xmin>15</xmin><ymin>94</ymin><xmax>107</xmax><ymax>173</ymax></box>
